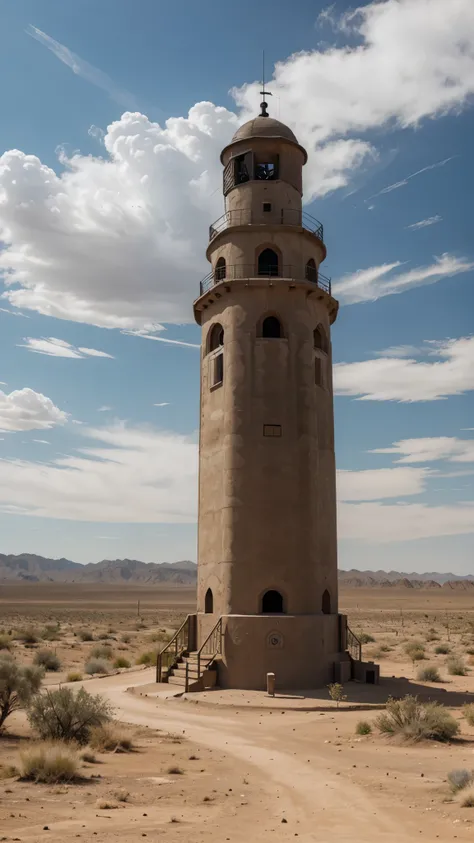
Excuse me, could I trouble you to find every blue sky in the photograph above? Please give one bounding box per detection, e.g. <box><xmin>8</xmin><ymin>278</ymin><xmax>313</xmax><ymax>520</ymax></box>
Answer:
<box><xmin>0</xmin><ymin>0</ymin><xmax>473</xmax><ymax>571</ymax></box>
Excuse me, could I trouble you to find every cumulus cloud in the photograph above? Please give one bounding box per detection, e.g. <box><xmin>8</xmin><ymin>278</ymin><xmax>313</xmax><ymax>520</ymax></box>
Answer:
<box><xmin>337</xmin><ymin>466</ymin><xmax>431</xmax><ymax>500</ymax></box>
<box><xmin>332</xmin><ymin>254</ymin><xmax>474</xmax><ymax>305</ymax></box>
<box><xmin>371</xmin><ymin>437</ymin><xmax>474</xmax><ymax>464</ymax></box>
<box><xmin>338</xmin><ymin>500</ymin><xmax>474</xmax><ymax>542</ymax></box>
<box><xmin>406</xmin><ymin>215</ymin><xmax>442</xmax><ymax>231</ymax></box>
<box><xmin>334</xmin><ymin>336</ymin><xmax>474</xmax><ymax>402</ymax></box>
<box><xmin>18</xmin><ymin>337</ymin><xmax>114</xmax><ymax>359</ymax></box>
<box><xmin>0</xmin><ymin>0</ymin><xmax>473</xmax><ymax>329</ymax></box>
<box><xmin>0</xmin><ymin>387</ymin><xmax>68</xmax><ymax>432</ymax></box>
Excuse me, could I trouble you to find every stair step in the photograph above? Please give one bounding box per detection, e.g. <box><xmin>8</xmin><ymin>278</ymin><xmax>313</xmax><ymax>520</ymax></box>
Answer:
<box><xmin>174</xmin><ymin>665</ymin><xmax>200</xmax><ymax>677</ymax></box>
<box><xmin>168</xmin><ymin>675</ymin><xmax>187</xmax><ymax>686</ymax></box>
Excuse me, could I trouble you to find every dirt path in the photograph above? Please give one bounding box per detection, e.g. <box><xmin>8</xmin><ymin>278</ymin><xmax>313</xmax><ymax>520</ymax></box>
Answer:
<box><xmin>81</xmin><ymin>670</ymin><xmax>463</xmax><ymax>842</ymax></box>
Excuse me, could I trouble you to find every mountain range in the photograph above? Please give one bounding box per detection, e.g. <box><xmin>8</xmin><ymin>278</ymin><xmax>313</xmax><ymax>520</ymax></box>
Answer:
<box><xmin>0</xmin><ymin>553</ymin><xmax>472</xmax><ymax>589</ymax></box>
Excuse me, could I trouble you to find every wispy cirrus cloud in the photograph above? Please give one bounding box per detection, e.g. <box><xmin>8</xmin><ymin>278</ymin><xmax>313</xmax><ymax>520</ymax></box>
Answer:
<box><xmin>123</xmin><ymin>331</ymin><xmax>200</xmax><ymax>349</ymax></box>
<box><xmin>26</xmin><ymin>25</ymin><xmax>137</xmax><ymax>108</ymax></box>
<box><xmin>371</xmin><ymin>436</ymin><xmax>474</xmax><ymax>464</ymax></box>
<box><xmin>406</xmin><ymin>215</ymin><xmax>442</xmax><ymax>230</ymax></box>
<box><xmin>368</xmin><ymin>157</ymin><xmax>456</xmax><ymax>200</ymax></box>
<box><xmin>18</xmin><ymin>337</ymin><xmax>114</xmax><ymax>359</ymax></box>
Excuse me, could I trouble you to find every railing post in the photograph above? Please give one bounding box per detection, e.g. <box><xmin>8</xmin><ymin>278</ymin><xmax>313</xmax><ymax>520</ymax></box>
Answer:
<box><xmin>156</xmin><ymin>653</ymin><xmax>162</xmax><ymax>684</ymax></box>
<box><xmin>185</xmin><ymin>660</ymin><xmax>189</xmax><ymax>693</ymax></box>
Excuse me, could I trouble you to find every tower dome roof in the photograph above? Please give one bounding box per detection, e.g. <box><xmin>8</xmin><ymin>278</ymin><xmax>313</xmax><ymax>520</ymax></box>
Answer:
<box><xmin>232</xmin><ymin>116</ymin><xmax>298</xmax><ymax>144</ymax></box>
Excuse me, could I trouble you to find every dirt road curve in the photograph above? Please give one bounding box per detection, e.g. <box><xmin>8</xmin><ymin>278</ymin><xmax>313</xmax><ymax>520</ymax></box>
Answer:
<box><xmin>83</xmin><ymin>670</ymin><xmax>457</xmax><ymax>843</ymax></box>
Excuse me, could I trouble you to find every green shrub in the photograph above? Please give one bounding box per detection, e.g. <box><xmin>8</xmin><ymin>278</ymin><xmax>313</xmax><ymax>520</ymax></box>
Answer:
<box><xmin>28</xmin><ymin>686</ymin><xmax>112</xmax><ymax>745</ymax></box>
<box><xmin>375</xmin><ymin>695</ymin><xmax>459</xmax><ymax>742</ymax></box>
<box><xmin>41</xmin><ymin>624</ymin><xmax>61</xmax><ymax>641</ymax></box>
<box><xmin>77</xmin><ymin>629</ymin><xmax>94</xmax><ymax>642</ymax></box>
<box><xmin>447</xmin><ymin>656</ymin><xmax>468</xmax><ymax>676</ymax></box>
<box><xmin>14</xmin><ymin>627</ymin><xmax>39</xmax><ymax>645</ymax></box>
<box><xmin>113</xmin><ymin>657</ymin><xmax>131</xmax><ymax>669</ymax></box>
<box><xmin>20</xmin><ymin>742</ymin><xmax>80</xmax><ymax>783</ymax></box>
<box><xmin>327</xmin><ymin>683</ymin><xmax>347</xmax><ymax>707</ymax></box>
<box><xmin>463</xmin><ymin>704</ymin><xmax>474</xmax><ymax>726</ymax></box>
<box><xmin>34</xmin><ymin>649</ymin><xmax>61</xmax><ymax>672</ymax></box>
<box><xmin>404</xmin><ymin>641</ymin><xmax>425</xmax><ymax>660</ymax></box>
<box><xmin>0</xmin><ymin>654</ymin><xmax>43</xmax><ymax>731</ymax></box>
<box><xmin>358</xmin><ymin>633</ymin><xmax>375</xmax><ymax>644</ymax></box>
<box><xmin>448</xmin><ymin>768</ymin><xmax>473</xmax><ymax>792</ymax></box>
<box><xmin>90</xmin><ymin>644</ymin><xmax>113</xmax><ymax>660</ymax></box>
<box><xmin>0</xmin><ymin>633</ymin><xmax>12</xmax><ymax>650</ymax></box>
<box><xmin>355</xmin><ymin>720</ymin><xmax>372</xmax><ymax>735</ymax></box>
<box><xmin>435</xmin><ymin>644</ymin><xmax>450</xmax><ymax>655</ymax></box>
<box><xmin>416</xmin><ymin>665</ymin><xmax>441</xmax><ymax>682</ymax></box>
<box><xmin>136</xmin><ymin>650</ymin><xmax>156</xmax><ymax>666</ymax></box>
<box><xmin>67</xmin><ymin>671</ymin><xmax>83</xmax><ymax>682</ymax></box>
<box><xmin>84</xmin><ymin>658</ymin><xmax>110</xmax><ymax>675</ymax></box>
<box><xmin>88</xmin><ymin>723</ymin><xmax>133</xmax><ymax>753</ymax></box>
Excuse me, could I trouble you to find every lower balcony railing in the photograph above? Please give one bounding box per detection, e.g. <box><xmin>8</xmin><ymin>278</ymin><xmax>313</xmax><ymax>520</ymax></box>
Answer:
<box><xmin>209</xmin><ymin>209</ymin><xmax>324</xmax><ymax>243</ymax></box>
<box><xmin>199</xmin><ymin>264</ymin><xmax>331</xmax><ymax>297</ymax></box>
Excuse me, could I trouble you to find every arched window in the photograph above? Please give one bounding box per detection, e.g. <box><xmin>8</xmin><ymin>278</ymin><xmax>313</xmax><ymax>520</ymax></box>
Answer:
<box><xmin>215</xmin><ymin>257</ymin><xmax>226</xmax><ymax>281</ymax></box>
<box><xmin>258</xmin><ymin>248</ymin><xmax>279</xmax><ymax>277</ymax></box>
<box><xmin>261</xmin><ymin>590</ymin><xmax>285</xmax><ymax>614</ymax></box>
<box><xmin>205</xmin><ymin>588</ymin><xmax>214</xmax><ymax>614</ymax></box>
<box><xmin>208</xmin><ymin>323</ymin><xmax>224</xmax><ymax>353</ymax></box>
<box><xmin>322</xmin><ymin>589</ymin><xmax>331</xmax><ymax>615</ymax></box>
<box><xmin>305</xmin><ymin>259</ymin><xmax>317</xmax><ymax>284</ymax></box>
<box><xmin>261</xmin><ymin>316</ymin><xmax>282</xmax><ymax>338</ymax></box>
<box><xmin>314</xmin><ymin>325</ymin><xmax>328</xmax><ymax>354</ymax></box>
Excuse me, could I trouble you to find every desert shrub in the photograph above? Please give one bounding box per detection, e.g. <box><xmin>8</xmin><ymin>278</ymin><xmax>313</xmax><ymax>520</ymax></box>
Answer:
<box><xmin>84</xmin><ymin>658</ymin><xmax>110</xmax><ymax>675</ymax></box>
<box><xmin>327</xmin><ymin>683</ymin><xmax>347</xmax><ymax>707</ymax></box>
<box><xmin>461</xmin><ymin>789</ymin><xmax>474</xmax><ymax>807</ymax></box>
<box><xmin>375</xmin><ymin>695</ymin><xmax>459</xmax><ymax>742</ymax></box>
<box><xmin>112</xmin><ymin>787</ymin><xmax>129</xmax><ymax>802</ymax></box>
<box><xmin>462</xmin><ymin>704</ymin><xmax>474</xmax><ymax>726</ymax></box>
<box><xmin>0</xmin><ymin>633</ymin><xmax>12</xmax><ymax>650</ymax></box>
<box><xmin>90</xmin><ymin>644</ymin><xmax>113</xmax><ymax>660</ymax></box>
<box><xmin>113</xmin><ymin>657</ymin><xmax>131</xmax><ymax>669</ymax></box>
<box><xmin>404</xmin><ymin>641</ymin><xmax>425</xmax><ymax>660</ymax></box>
<box><xmin>355</xmin><ymin>720</ymin><xmax>372</xmax><ymax>735</ymax></box>
<box><xmin>121</xmin><ymin>633</ymin><xmax>132</xmax><ymax>644</ymax></box>
<box><xmin>88</xmin><ymin>723</ymin><xmax>133</xmax><ymax>753</ymax></box>
<box><xmin>435</xmin><ymin>644</ymin><xmax>450</xmax><ymax>655</ymax></box>
<box><xmin>448</xmin><ymin>768</ymin><xmax>473</xmax><ymax>792</ymax></box>
<box><xmin>80</xmin><ymin>750</ymin><xmax>96</xmax><ymax>763</ymax></box>
<box><xmin>379</xmin><ymin>644</ymin><xmax>391</xmax><ymax>652</ymax></box>
<box><xmin>77</xmin><ymin>629</ymin><xmax>94</xmax><ymax>642</ymax></box>
<box><xmin>0</xmin><ymin>654</ymin><xmax>43</xmax><ymax>730</ymax></box>
<box><xmin>136</xmin><ymin>650</ymin><xmax>157</xmax><ymax>666</ymax></box>
<box><xmin>0</xmin><ymin>763</ymin><xmax>19</xmax><ymax>779</ymax></box>
<box><xmin>97</xmin><ymin>632</ymin><xmax>114</xmax><ymax>641</ymax></box>
<box><xmin>417</xmin><ymin>665</ymin><xmax>441</xmax><ymax>682</ymax></box>
<box><xmin>67</xmin><ymin>671</ymin><xmax>83</xmax><ymax>682</ymax></box>
<box><xmin>167</xmin><ymin>765</ymin><xmax>184</xmax><ymax>775</ymax></box>
<box><xmin>28</xmin><ymin>686</ymin><xmax>112</xmax><ymax>744</ymax></box>
<box><xmin>41</xmin><ymin>624</ymin><xmax>61</xmax><ymax>641</ymax></box>
<box><xmin>426</xmin><ymin>631</ymin><xmax>439</xmax><ymax>642</ymax></box>
<box><xmin>447</xmin><ymin>656</ymin><xmax>468</xmax><ymax>676</ymax></box>
<box><xmin>20</xmin><ymin>742</ymin><xmax>80</xmax><ymax>783</ymax></box>
<box><xmin>358</xmin><ymin>632</ymin><xmax>375</xmax><ymax>644</ymax></box>
<box><xmin>14</xmin><ymin>627</ymin><xmax>39</xmax><ymax>645</ymax></box>
<box><xmin>34</xmin><ymin>649</ymin><xmax>61</xmax><ymax>672</ymax></box>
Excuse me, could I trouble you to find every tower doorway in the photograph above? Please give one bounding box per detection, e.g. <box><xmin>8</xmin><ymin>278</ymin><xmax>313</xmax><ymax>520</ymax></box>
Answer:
<box><xmin>205</xmin><ymin>588</ymin><xmax>214</xmax><ymax>614</ymax></box>
<box><xmin>258</xmin><ymin>248</ymin><xmax>279</xmax><ymax>277</ymax></box>
<box><xmin>261</xmin><ymin>590</ymin><xmax>285</xmax><ymax>613</ymax></box>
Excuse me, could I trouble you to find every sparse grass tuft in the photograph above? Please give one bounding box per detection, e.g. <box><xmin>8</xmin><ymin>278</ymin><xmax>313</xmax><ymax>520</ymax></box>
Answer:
<box><xmin>67</xmin><ymin>671</ymin><xmax>83</xmax><ymax>682</ymax></box>
<box><xmin>355</xmin><ymin>720</ymin><xmax>372</xmax><ymax>735</ymax></box>
<box><xmin>113</xmin><ymin>657</ymin><xmax>131</xmax><ymax>669</ymax></box>
<box><xmin>84</xmin><ymin>658</ymin><xmax>110</xmax><ymax>675</ymax></box>
<box><xmin>435</xmin><ymin>644</ymin><xmax>450</xmax><ymax>655</ymax></box>
<box><xmin>416</xmin><ymin>665</ymin><xmax>442</xmax><ymax>682</ymax></box>
<box><xmin>34</xmin><ymin>648</ymin><xmax>61</xmax><ymax>672</ymax></box>
<box><xmin>448</xmin><ymin>768</ymin><xmax>473</xmax><ymax>792</ymax></box>
<box><xmin>88</xmin><ymin>723</ymin><xmax>134</xmax><ymax>753</ymax></box>
<box><xmin>375</xmin><ymin>695</ymin><xmax>459</xmax><ymax>742</ymax></box>
<box><xmin>20</xmin><ymin>742</ymin><xmax>80</xmax><ymax>783</ymax></box>
<box><xmin>121</xmin><ymin>633</ymin><xmax>132</xmax><ymax>644</ymax></box>
<box><xmin>447</xmin><ymin>656</ymin><xmax>468</xmax><ymax>676</ymax></box>
<box><xmin>462</xmin><ymin>704</ymin><xmax>474</xmax><ymax>726</ymax></box>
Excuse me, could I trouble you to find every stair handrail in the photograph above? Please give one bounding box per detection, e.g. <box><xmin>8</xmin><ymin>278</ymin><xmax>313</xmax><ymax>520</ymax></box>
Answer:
<box><xmin>156</xmin><ymin>614</ymin><xmax>190</xmax><ymax>683</ymax></box>
<box><xmin>197</xmin><ymin>616</ymin><xmax>223</xmax><ymax>678</ymax></box>
<box><xmin>346</xmin><ymin>625</ymin><xmax>362</xmax><ymax>662</ymax></box>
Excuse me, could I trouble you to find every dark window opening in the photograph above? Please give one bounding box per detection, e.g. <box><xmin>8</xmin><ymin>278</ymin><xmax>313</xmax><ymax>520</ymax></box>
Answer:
<box><xmin>255</xmin><ymin>159</ymin><xmax>278</xmax><ymax>180</ymax></box>
<box><xmin>208</xmin><ymin>323</ymin><xmax>224</xmax><ymax>353</ymax></box>
<box><xmin>258</xmin><ymin>248</ymin><xmax>279</xmax><ymax>277</ymax></box>
<box><xmin>205</xmin><ymin>588</ymin><xmax>214</xmax><ymax>614</ymax></box>
<box><xmin>213</xmin><ymin>353</ymin><xmax>224</xmax><ymax>385</ymax></box>
<box><xmin>314</xmin><ymin>326</ymin><xmax>328</xmax><ymax>354</ymax></box>
<box><xmin>315</xmin><ymin>357</ymin><xmax>323</xmax><ymax>387</ymax></box>
<box><xmin>263</xmin><ymin>424</ymin><xmax>281</xmax><ymax>437</ymax></box>
<box><xmin>263</xmin><ymin>202</ymin><xmax>272</xmax><ymax>212</ymax></box>
<box><xmin>305</xmin><ymin>258</ymin><xmax>318</xmax><ymax>284</ymax></box>
<box><xmin>215</xmin><ymin>257</ymin><xmax>226</xmax><ymax>281</ymax></box>
<box><xmin>262</xmin><ymin>316</ymin><xmax>282</xmax><ymax>338</ymax></box>
<box><xmin>366</xmin><ymin>670</ymin><xmax>376</xmax><ymax>684</ymax></box>
<box><xmin>234</xmin><ymin>152</ymin><xmax>252</xmax><ymax>185</ymax></box>
<box><xmin>322</xmin><ymin>589</ymin><xmax>331</xmax><ymax>615</ymax></box>
<box><xmin>261</xmin><ymin>590</ymin><xmax>284</xmax><ymax>613</ymax></box>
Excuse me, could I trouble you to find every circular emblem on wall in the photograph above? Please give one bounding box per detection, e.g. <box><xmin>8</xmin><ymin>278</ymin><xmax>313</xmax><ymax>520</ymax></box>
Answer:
<box><xmin>267</xmin><ymin>631</ymin><xmax>284</xmax><ymax>650</ymax></box>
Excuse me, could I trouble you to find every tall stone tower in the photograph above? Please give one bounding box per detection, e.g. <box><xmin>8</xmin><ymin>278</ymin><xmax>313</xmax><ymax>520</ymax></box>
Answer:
<box><xmin>193</xmin><ymin>105</ymin><xmax>345</xmax><ymax>690</ymax></box>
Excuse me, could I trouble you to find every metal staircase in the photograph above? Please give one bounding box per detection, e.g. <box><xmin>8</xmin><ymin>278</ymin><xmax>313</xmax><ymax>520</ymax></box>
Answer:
<box><xmin>156</xmin><ymin>615</ymin><xmax>223</xmax><ymax>693</ymax></box>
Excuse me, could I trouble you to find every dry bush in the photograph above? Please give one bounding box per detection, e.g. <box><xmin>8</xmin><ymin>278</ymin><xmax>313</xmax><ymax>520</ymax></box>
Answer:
<box><xmin>80</xmin><ymin>750</ymin><xmax>97</xmax><ymax>763</ymax></box>
<box><xmin>461</xmin><ymin>789</ymin><xmax>474</xmax><ymax>808</ymax></box>
<box><xmin>463</xmin><ymin>704</ymin><xmax>474</xmax><ymax>726</ymax></box>
<box><xmin>448</xmin><ymin>768</ymin><xmax>473</xmax><ymax>792</ymax></box>
<box><xmin>404</xmin><ymin>641</ymin><xmax>426</xmax><ymax>660</ymax></box>
<box><xmin>327</xmin><ymin>683</ymin><xmax>347</xmax><ymax>706</ymax></box>
<box><xmin>435</xmin><ymin>644</ymin><xmax>450</xmax><ymax>655</ymax></box>
<box><xmin>0</xmin><ymin>654</ymin><xmax>43</xmax><ymax>731</ymax></box>
<box><xmin>113</xmin><ymin>657</ymin><xmax>131</xmax><ymax>669</ymax></box>
<box><xmin>417</xmin><ymin>665</ymin><xmax>442</xmax><ymax>682</ymax></box>
<box><xmin>34</xmin><ymin>648</ymin><xmax>61</xmax><ymax>672</ymax></box>
<box><xmin>112</xmin><ymin>787</ymin><xmax>129</xmax><ymax>802</ymax></box>
<box><xmin>90</xmin><ymin>644</ymin><xmax>113</xmax><ymax>660</ymax></box>
<box><xmin>97</xmin><ymin>798</ymin><xmax>119</xmax><ymax>809</ymax></box>
<box><xmin>136</xmin><ymin>650</ymin><xmax>156</xmax><ymax>666</ymax></box>
<box><xmin>355</xmin><ymin>720</ymin><xmax>372</xmax><ymax>735</ymax></box>
<box><xmin>14</xmin><ymin>627</ymin><xmax>39</xmax><ymax>645</ymax></box>
<box><xmin>67</xmin><ymin>671</ymin><xmax>83</xmax><ymax>682</ymax></box>
<box><xmin>20</xmin><ymin>742</ymin><xmax>80</xmax><ymax>783</ymax></box>
<box><xmin>0</xmin><ymin>633</ymin><xmax>12</xmax><ymax>650</ymax></box>
<box><xmin>28</xmin><ymin>686</ymin><xmax>112</xmax><ymax>745</ymax></box>
<box><xmin>84</xmin><ymin>658</ymin><xmax>110</xmax><ymax>675</ymax></box>
<box><xmin>358</xmin><ymin>632</ymin><xmax>375</xmax><ymax>644</ymax></box>
<box><xmin>167</xmin><ymin>765</ymin><xmax>184</xmax><ymax>775</ymax></box>
<box><xmin>88</xmin><ymin>723</ymin><xmax>134</xmax><ymax>753</ymax></box>
<box><xmin>447</xmin><ymin>656</ymin><xmax>468</xmax><ymax>676</ymax></box>
<box><xmin>77</xmin><ymin>629</ymin><xmax>94</xmax><ymax>642</ymax></box>
<box><xmin>426</xmin><ymin>630</ymin><xmax>440</xmax><ymax>642</ymax></box>
<box><xmin>121</xmin><ymin>633</ymin><xmax>132</xmax><ymax>644</ymax></box>
<box><xmin>375</xmin><ymin>695</ymin><xmax>459</xmax><ymax>742</ymax></box>
<box><xmin>41</xmin><ymin>624</ymin><xmax>61</xmax><ymax>641</ymax></box>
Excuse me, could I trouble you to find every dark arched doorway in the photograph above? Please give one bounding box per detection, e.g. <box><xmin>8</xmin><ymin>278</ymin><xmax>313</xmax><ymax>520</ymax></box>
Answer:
<box><xmin>205</xmin><ymin>588</ymin><xmax>214</xmax><ymax>614</ymax></box>
<box><xmin>215</xmin><ymin>257</ymin><xmax>226</xmax><ymax>281</ymax></box>
<box><xmin>258</xmin><ymin>248</ymin><xmax>279</xmax><ymax>277</ymax></box>
<box><xmin>322</xmin><ymin>589</ymin><xmax>331</xmax><ymax>615</ymax></box>
<box><xmin>261</xmin><ymin>590</ymin><xmax>284</xmax><ymax>613</ymax></box>
<box><xmin>262</xmin><ymin>316</ymin><xmax>282</xmax><ymax>338</ymax></box>
<box><xmin>305</xmin><ymin>258</ymin><xmax>317</xmax><ymax>283</ymax></box>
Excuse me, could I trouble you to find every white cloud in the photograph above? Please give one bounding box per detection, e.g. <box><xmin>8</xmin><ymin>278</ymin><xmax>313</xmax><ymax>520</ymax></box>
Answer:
<box><xmin>338</xmin><ymin>501</ymin><xmax>474</xmax><ymax>542</ymax></box>
<box><xmin>376</xmin><ymin>344</ymin><xmax>421</xmax><ymax>358</ymax></box>
<box><xmin>0</xmin><ymin>307</ymin><xmax>29</xmax><ymax>317</ymax></box>
<box><xmin>26</xmin><ymin>25</ymin><xmax>136</xmax><ymax>109</ymax></box>
<box><xmin>369</xmin><ymin>158</ymin><xmax>455</xmax><ymax>200</ymax></box>
<box><xmin>0</xmin><ymin>423</ymin><xmax>197</xmax><ymax>522</ymax></box>
<box><xmin>332</xmin><ymin>254</ymin><xmax>474</xmax><ymax>305</ymax></box>
<box><xmin>97</xmin><ymin>406</ymin><xmax>112</xmax><ymax>413</ymax></box>
<box><xmin>154</xmin><ymin>402</ymin><xmax>170</xmax><ymax>407</ymax></box>
<box><xmin>18</xmin><ymin>337</ymin><xmax>114</xmax><ymax>359</ymax></box>
<box><xmin>0</xmin><ymin>0</ymin><xmax>473</xmax><ymax>329</ymax></box>
<box><xmin>32</xmin><ymin>439</ymin><xmax>50</xmax><ymax>445</ymax></box>
<box><xmin>371</xmin><ymin>437</ymin><xmax>474</xmax><ymax>464</ymax></box>
<box><xmin>123</xmin><ymin>331</ymin><xmax>200</xmax><ymax>348</ymax></box>
<box><xmin>406</xmin><ymin>215</ymin><xmax>442</xmax><ymax>230</ymax></box>
<box><xmin>335</xmin><ymin>336</ymin><xmax>474</xmax><ymax>402</ymax></box>
<box><xmin>337</xmin><ymin>467</ymin><xmax>430</xmax><ymax>500</ymax></box>
<box><xmin>0</xmin><ymin>387</ymin><xmax>68</xmax><ymax>432</ymax></box>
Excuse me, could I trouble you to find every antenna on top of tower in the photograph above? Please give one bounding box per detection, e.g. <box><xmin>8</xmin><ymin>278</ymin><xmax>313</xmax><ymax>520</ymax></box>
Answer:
<box><xmin>259</xmin><ymin>50</ymin><xmax>272</xmax><ymax>117</ymax></box>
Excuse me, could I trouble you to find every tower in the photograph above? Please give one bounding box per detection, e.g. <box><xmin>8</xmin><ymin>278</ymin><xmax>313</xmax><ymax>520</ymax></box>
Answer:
<box><xmin>193</xmin><ymin>106</ymin><xmax>346</xmax><ymax>690</ymax></box>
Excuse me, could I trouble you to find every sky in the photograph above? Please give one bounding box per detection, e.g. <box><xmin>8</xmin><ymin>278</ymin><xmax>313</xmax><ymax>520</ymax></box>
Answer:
<box><xmin>0</xmin><ymin>0</ymin><xmax>473</xmax><ymax>573</ymax></box>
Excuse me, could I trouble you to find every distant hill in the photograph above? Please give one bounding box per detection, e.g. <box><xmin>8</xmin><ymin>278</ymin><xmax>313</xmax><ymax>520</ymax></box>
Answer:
<box><xmin>0</xmin><ymin>554</ymin><xmax>472</xmax><ymax>589</ymax></box>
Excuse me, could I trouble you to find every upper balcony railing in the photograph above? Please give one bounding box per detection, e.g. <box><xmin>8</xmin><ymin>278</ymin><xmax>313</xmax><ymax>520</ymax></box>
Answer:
<box><xmin>199</xmin><ymin>264</ymin><xmax>331</xmax><ymax>297</ymax></box>
<box><xmin>208</xmin><ymin>209</ymin><xmax>324</xmax><ymax>244</ymax></box>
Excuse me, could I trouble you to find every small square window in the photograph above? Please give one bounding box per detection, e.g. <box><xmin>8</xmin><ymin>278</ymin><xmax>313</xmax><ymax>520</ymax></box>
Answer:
<box><xmin>263</xmin><ymin>424</ymin><xmax>282</xmax><ymax>437</ymax></box>
<box><xmin>263</xmin><ymin>202</ymin><xmax>272</xmax><ymax>212</ymax></box>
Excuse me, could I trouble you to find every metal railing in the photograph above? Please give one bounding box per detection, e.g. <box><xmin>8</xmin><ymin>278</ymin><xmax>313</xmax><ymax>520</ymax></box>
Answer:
<box><xmin>156</xmin><ymin>614</ymin><xmax>190</xmax><ymax>683</ymax></box>
<box><xmin>346</xmin><ymin>626</ymin><xmax>362</xmax><ymax>662</ymax></box>
<box><xmin>199</xmin><ymin>264</ymin><xmax>331</xmax><ymax>297</ymax></box>
<box><xmin>197</xmin><ymin>616</ymin><xmax>223</xmax><ymax>679</ymax></box>
<box><xmin>209</xmin><ymin>208</ymin><xmax>324</xmax><ymax>243</ymax></box>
